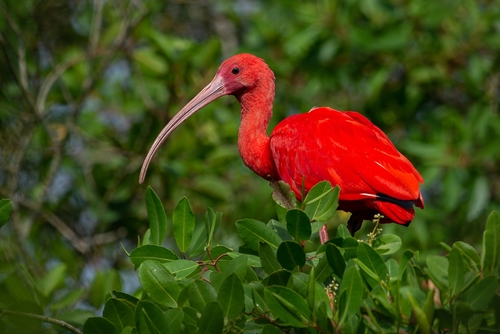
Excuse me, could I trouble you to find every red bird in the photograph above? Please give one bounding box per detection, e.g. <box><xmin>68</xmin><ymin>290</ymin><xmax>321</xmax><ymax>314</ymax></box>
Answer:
<box><xmin>139</xmin><ymin>54</ymin><xmax>424</xmax><ymax>239</ymax></box>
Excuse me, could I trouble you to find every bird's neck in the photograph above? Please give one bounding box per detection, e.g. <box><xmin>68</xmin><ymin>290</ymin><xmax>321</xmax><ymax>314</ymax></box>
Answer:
<box><xmin>236</xmin><ymin>81</ymin><xmax>280</xmax><ymax>181</ymax></box>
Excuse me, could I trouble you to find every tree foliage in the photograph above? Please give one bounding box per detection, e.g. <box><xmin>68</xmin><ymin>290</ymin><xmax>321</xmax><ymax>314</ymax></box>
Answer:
<box><xmin>1</xmin><ymin>0</ymin><xmax>500</xmax><ymax>333</ymax></box>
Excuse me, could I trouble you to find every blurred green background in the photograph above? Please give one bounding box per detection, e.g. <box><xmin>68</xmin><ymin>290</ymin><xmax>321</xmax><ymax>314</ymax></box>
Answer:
<box><xmin>0</xmin><ymin>0</ymin><xmax>499</xmax><ymax>322</ymax></box>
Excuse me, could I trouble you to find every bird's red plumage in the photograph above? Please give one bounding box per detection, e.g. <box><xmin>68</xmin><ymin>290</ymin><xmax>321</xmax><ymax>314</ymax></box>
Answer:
<box><xmin>270</xmin><ymin>107</ymin><xmax>424</xmax><ymax>226</ymax></box>
<box><xmin>140</xmin><ymin>53</ymin><xmax>424</xmax><ymax>235</ymax></box>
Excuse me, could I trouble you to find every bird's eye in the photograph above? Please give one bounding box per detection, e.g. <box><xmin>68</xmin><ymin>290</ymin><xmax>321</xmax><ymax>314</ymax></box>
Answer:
<box><xmin>231</xmin><ymin>67</ymin><xmax>240</xmax><ymax>75</ymax></box>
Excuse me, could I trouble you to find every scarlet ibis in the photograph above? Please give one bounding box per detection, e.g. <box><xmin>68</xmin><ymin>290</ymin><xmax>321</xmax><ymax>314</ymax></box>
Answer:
<box><xmin>139</xmin><ymin>54</ymin><xmax>424</xmax><ymax>239</ymax></box>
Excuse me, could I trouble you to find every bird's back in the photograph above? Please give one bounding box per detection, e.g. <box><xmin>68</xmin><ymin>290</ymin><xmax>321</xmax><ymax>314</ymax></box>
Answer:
<box><xmin>269</xmin><ymin>107</ymin><xmax>424</xmax><ymax>225</ymax></box>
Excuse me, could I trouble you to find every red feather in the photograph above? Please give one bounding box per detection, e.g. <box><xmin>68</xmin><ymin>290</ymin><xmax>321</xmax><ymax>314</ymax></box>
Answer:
<box><xmin>270</xmin><ymin>107</ymin><xmax>424</xmax><ymax>226</ymax></box>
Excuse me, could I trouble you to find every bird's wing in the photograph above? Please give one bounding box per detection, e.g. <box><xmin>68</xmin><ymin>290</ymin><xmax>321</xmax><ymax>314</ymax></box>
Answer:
<box><xmin>270</xmin><ymin>107</ymin><xmax>423</xmax><ymax>204</ymax></box>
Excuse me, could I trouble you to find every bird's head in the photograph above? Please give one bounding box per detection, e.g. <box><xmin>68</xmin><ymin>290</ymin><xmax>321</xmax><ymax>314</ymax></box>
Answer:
<box><xmin>217</xmin><ymin>54</ymin><xmax>274</xmax><ymax>97</ymax></box>
<box><xmin>139</xmin><ymin>53</ymin><xmax>273</xmax><ymax>183</ymax></box>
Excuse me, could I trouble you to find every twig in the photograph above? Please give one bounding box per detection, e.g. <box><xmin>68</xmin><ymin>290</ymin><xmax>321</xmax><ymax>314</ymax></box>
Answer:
<box><xmin>0</xmin><ymin>308</ymin><xmax>82</xmax><ymax>334</ymax></box>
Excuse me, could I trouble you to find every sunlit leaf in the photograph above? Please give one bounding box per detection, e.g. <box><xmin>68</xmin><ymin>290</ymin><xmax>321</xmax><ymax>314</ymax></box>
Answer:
<box><xmin>304</xmin><ymin>182</ymin><xmax>339</xmax><ymax>222</ymax></box>
<box><xmin>373</xmin><ymin>234</ymin><xmax>402</xmax><ymax>255</ymax></box>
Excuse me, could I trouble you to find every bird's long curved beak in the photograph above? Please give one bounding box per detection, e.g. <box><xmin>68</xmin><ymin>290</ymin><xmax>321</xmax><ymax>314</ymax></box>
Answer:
<box><xmin>139</xmin><ymin>76</ymin><xmax>225</xmax><ymax>183</ymax></box>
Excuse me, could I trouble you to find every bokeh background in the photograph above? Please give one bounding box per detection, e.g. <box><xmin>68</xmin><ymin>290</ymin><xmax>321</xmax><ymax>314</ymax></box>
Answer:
<box><xmin>1</xmin><ymin>0</ymin><xmax>499</xmax><ymax>324</ymax></box>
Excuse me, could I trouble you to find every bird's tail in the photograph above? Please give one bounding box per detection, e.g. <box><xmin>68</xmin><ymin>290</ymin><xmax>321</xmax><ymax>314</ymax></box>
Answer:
<box><xmin>376</xmin><ymin>201</ymin><xmax>416</xmax><ymax>226</ymax></box>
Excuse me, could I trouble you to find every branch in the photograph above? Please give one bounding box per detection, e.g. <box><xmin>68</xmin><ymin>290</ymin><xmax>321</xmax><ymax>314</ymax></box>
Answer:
<box><xmin>0</xmin><ymin>308</ymin><xmax>82</xmax><ymax>334</ymax></box>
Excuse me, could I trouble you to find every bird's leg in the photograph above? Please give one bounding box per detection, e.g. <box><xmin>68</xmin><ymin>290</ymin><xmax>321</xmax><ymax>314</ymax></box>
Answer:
<box><xmin>347</xmin><ymin>212</ymin><xmax>364</xmax><ymax>236</ymax></box>
<box><xmin>319</xmin><ymin>225</ymin><xmax>329</xmax><ymax>244</ymax></box>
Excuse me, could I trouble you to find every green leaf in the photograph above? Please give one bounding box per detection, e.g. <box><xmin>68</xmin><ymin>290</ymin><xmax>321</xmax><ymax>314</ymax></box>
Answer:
<box><xmin>262</xmin><ymin>324</ymin><xmax>283</xmax><ymax>334</ymax></box>
<box><xmin>103</xmin><ymin>298</ymin><xmax>135</xmax><ymax>333</ymax></box>
<box><xmin>356</xmin><ymin>242</ymin><xmax>388</xmax><ymax>286</ymax></box>
<box><xmin>89</xmin><ymin>270</ymin><xmax>121</xmax><ymax>308</ymax></box>
<box><xmin>467</xmin><ymin>176</ymin><xmax>490</xmax><ymax>221</ymax></box>
<box><xmin>336</xmin><ymin>224</ymin><xmax>351</xmax><ymax>238</ymax></box>
<box><xmin>341</xmin><ymin>237</ymin><xmax>359</xmax><ymax>260</ymax></box>
<box><xmin>172</xmin><ymin>197</ymin><xmax>195</xmax><ymax>253</ymax></box>
<box><xmin>133</xmin><ymin>47</ymin><xmax>168</xmax><ymax>74</ymax></box>
<box><xmin>277</xmin><ymin>241</ymin><xmax>306</xmax><ymax>270</ymax></box>
<box><xmin>306</xmin><ymin>267</ymin><xmax>316</xmax><ymax>311</ymax></box>
<box><xmin>481</xmin><ymin>211</ymin><xmax>500</xmax><ymax>275</ymax></box>
<box><xmin>448</xmin><ymin>248</ymin><xmax>465</xmax><ymax>297</ymax></box>
<box><xmin>270</xmin><ymin>180</ymin><xmax>296</xmax><ymax>209</ymax></box>
<box><xmin>188</xmin><ymin>280</ymin><xmax>217</xmax><ymax>313</ymax></box>
<box><xmin>453</xmin><ymin>241</ymin><xmax>480</xmax><ymax>272</ymax></box>
<box><xmin>205</xmin><ymin>207</ymin><xmax>222</xmax><ymax>246</ymax></box>
<box><xmin>83</xmin><ymin>317</ymin><xmax>117</xmax><ymax>334</ymax></box>
<box><xmin>198</xmin><ymin>302</ymin><xmax>224</xmax><ymax>334</ymax></box>
<box><xmin>304</xmin><ymin>183</ymin><xmax>340</xmax><ymax>222</ymax></box>
<box><xmin>37</xmin><ymin>263</ymin><xmax>66</xmax><ymax>297</ymax></box>
<box><xmin>136</xmin><ymin>301</ymin><xmax>169</xmax><ymax>334</ymax></box>
<box><xmin>227</xmin><ymin>252</ymin><xmax>262</xmax><ymax>267</ymax></box>
<box><xmin>164</xmin><ymin>308</ymin><xmax>183</xmax><ymax>334</ymax></box>
<box><xmin>407</xmin><ymin>294</ymin><xmax>430</xmax><ymax>334</ymax></box>
<box><xmin>268</xmin><ymin>219</ymin><xmax>293</xmax><ymax>241</ymax></box>
<box><xmin>51</xmin><ymin>289</ymin><xmax>86</xmax><ymax>310</ymax></box>
<box><xmin>221</xmin><ymin>254</ymin><xmax>248</xmax><ymax>282</ymax></box>
<box><xmin>426</xmin><ymin>255</ymin><xmax>449</xmax><ymax>289</ymax></box>
<box><xmin>145</xmin><ymin>186</ymin><xmax>167</xmax><ymax>246</ymax></box>
<box><xmin>259</xmin><ymin>242</ymin><xmax>282</xmax><ymax>274</ymax></box>
<box><xmin>138</xmin><ymin>261</ymin><xmax>180</xmax><ymax>308</ymax></box>
<box><xmin>326</xmin><ymin>243</ymin><xmax>346</xmax><ymax>278</ymax></box>
<box><xmin>267</xmin><ymin>270</ymin><xmax>292</xmax><ymax>286</ymax></box>
<box><xmin>217</xmin><ymin>273</ymin><xmax>244</xmax><ymax>320</ymax></box>
<box><xmin>187</xmin><ymin>225</ymin><xmax>207</xmax><ymax>258</ymax></box>
<box><xmin>466</xmin><ymin>276</ymin><xmax>498</xmax><ymax>311</ymax></box>
<box><xmin>0</xmin><ymin>199</ymin><xmax>12</xmax><ymax>229</ymax></box>
<box><xmin>398</xmin><ymin>250</ymin><xmax>414</xmax><ymax>280</ymax></box>
<box><xmin>286</xmin><ymin>209</ymin><xmax>312</xmax><ymax>241</ymax></box>
<box><xmin>372</xmin><ymin>234</ymin><xmax>402</xmax><ymax>255</ymax></box>
<box><xmin>129</xmin><ymin>245</ymin><xmax>177</xmax><ymax>268</ymax></box>
<box><xmin>264</xmin><ymin>286</ymin><xmax>312</xmax><ymax>327</ymax></box>
<box><xmin>315</xmin><ymin>253</ymin><xmax>334</xmax><ymax>283</ymax></box>
<box><xmin>236</xmin><ymin>219</ymin><xmax>282</xmax><ymax>251</ymax></box>
<box><xmin>386</xmin><ymin>258</ymin><xmax>398</xmax><ymax>280</ymax></box>
<box><xmin>242</xmin><ymin>283</ymin><xmax>254</xmax><ymax>312</ymax></box>
<box><xmin>163</xmin><ymin>260</ymin><xmax>199</xmax><ymax>280</ymax></box>
<box><xmin>338</xmin><ymin>261</ymin><xmax>364</xmax><ymax>327</ymax></box>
